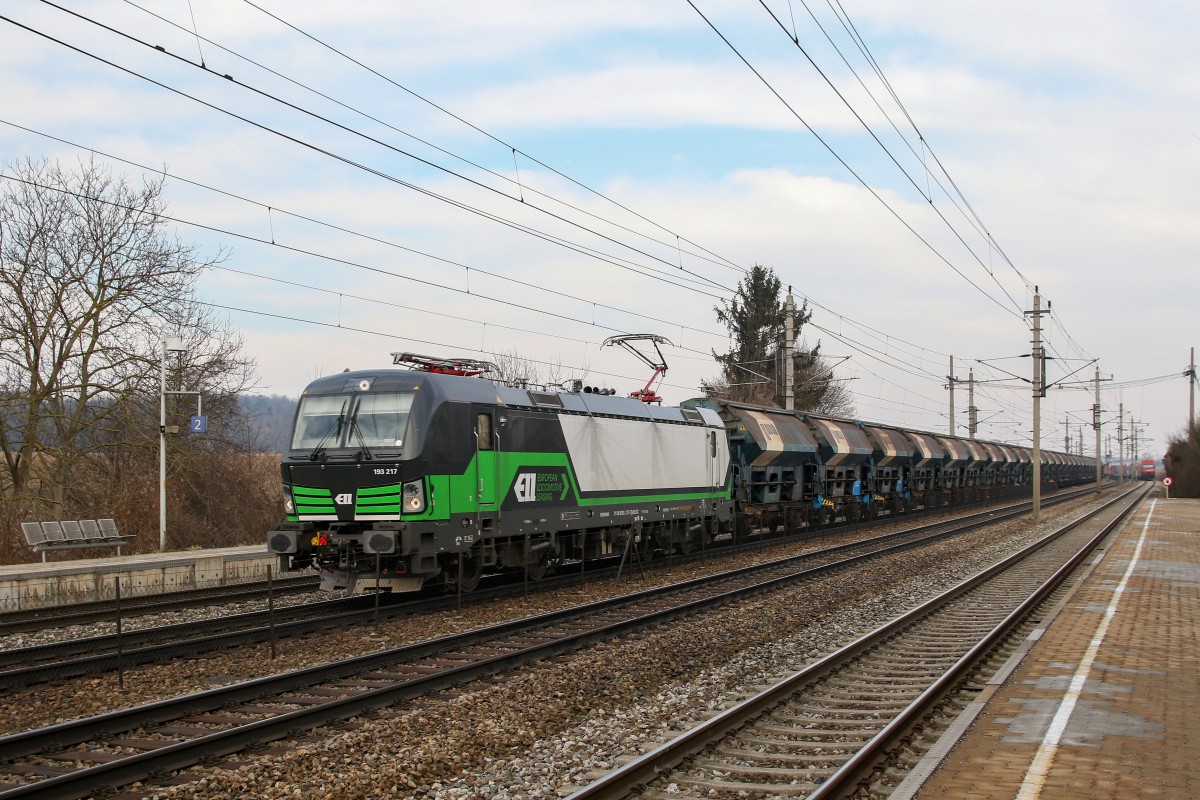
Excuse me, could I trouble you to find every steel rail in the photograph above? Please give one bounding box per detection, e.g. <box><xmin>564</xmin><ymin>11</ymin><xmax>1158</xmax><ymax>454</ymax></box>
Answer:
<box><xmin>0</xmin><ymin>488</ymin><xmax>1105</xmax><ymax>800</ymax></box>
<box><xmin>807</xmin><ymin>484</ymin><xmax>1149</xmax><ymax>799</ymax></box>
<box><xmin>0</xmin><ymin>486</ymin><xmax>1099</xmax><ymax>689</ymax></box>
<box><xmin>0</xmin><ymin>576</ymin><xmax>319</xmax><ymax>636</ymax></box>
<box><xmin>565</xmin><ymin>483</ymin><xmax>1146</xmax><ymax>800</ymax></box>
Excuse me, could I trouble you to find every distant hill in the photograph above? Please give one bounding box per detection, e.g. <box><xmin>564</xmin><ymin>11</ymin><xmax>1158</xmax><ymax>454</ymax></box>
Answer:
<box><xmin>238</xmin><ymin>394</ymin><xmax>297</xmax><ymax>454</ymax></box>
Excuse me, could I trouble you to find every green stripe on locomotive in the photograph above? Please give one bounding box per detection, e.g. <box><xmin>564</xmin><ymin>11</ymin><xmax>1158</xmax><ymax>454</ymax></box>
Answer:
<box><xmin>355</xmin><ymin>483</ymin><xmax>402</xmax><ymax>516</ymax></box>
<box><xmin>291</xmin><ymin>485</ymin><xmax>335</xmax><ymax>515</ymax></box>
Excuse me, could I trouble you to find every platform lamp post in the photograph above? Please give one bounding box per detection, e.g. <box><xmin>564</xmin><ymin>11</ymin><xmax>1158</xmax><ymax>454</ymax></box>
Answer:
<box><xmin>160</xmin><ymin>336</ymin><xmax>187</xmax><ymax>551</ymax></box>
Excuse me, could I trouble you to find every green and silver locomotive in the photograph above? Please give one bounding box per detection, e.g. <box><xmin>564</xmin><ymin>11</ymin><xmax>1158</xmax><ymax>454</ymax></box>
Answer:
<box><xmin>267</xmin><ymin>353</ymin><xmax>733</xmax><ymax>592</ymax></box>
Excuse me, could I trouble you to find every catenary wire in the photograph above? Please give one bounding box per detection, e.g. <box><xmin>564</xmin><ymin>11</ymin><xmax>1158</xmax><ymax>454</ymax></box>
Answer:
<box><xmin>0</xmin><ymin>6</ymin><xmax>1089</xmax><ymax>431</ymax></box>
<box><xmin>755</xmin><ymin>0</ymin><xmax>1025</xmax><ymax>316</ymax></box>
<box><xmin>685</xmin><ymin>0</ymin><xmax>1023</xmax><ymax>320</ymax></box>
<box><xmin>211</xmin><ymin>264</ymin><xmax>717</xmax><ymax>365</ymax></box>
<box><xmin>0</xmin><ymin>118</ymin><xmax>732</xmax><ymax>345</ymax></box>
<box><xmin>192</xmin><ymin>299</ymin><xmax>706</xmax><ymax>395</ymax></box>
<box><xmin>235</xmin><ymin>0</ymin><xmax>747</xmax><ymax>278</ymax></box>
<box><xmin>821</xmin><ymin>0</ymin><xmax>1034</xmax><ymax>291</ymax></box>
<box><xmin>2</xmin><ymin>11</ymin><xmax>732</xmax><ymax>299</ymax></box>
<box><xmin>0</xmin><ymin>169</ymin><xmax>723</xmax><ymax>362</ymax></box>
<box><xmin>108</xmin><ymin>0</ymin><xmax>748</xmax><ymax>280</ymax></box>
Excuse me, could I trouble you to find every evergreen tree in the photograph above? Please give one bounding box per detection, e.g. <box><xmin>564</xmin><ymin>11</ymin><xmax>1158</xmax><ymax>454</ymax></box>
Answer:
<box><xmin>705</xmin><ymin>265</ymin><xmax>852</xmax><ymax>414</ymax></box>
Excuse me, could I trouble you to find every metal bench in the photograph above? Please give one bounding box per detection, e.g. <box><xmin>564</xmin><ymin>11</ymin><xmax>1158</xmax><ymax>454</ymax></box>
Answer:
<box><xmin>21</xmin><ymin>519</ymin><xmax>134</xmax><ymax>561</ymax></box>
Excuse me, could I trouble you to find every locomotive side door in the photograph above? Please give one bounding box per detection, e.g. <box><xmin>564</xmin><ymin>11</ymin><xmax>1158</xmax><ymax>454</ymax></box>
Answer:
<box><xmin>474</xmin><ymin>409</ymin><xmax>498</xmax><ymax>508</ymax></box>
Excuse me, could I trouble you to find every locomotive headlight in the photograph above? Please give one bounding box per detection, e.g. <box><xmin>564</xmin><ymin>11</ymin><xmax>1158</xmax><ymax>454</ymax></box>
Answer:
<box><xmin>283</xmin><ymin>493</ymin><xmax>295</xmax><ymax>514</ymax></box>
<box><xmin>402</xmin><ymin>479</ymin><xmax>426</xmax><ymax>513</ymax></box>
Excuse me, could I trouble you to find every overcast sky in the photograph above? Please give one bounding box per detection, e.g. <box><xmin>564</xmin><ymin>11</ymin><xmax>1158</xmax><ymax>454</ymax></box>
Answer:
<box><xmin>3</xmin><ymin>0</ymin><xmax>1197</xmax><ymax>459</ymax></box>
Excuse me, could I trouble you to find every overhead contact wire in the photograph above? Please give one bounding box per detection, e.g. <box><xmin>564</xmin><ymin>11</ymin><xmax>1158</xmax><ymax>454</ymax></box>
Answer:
<box><xmin>11</xmin><ymin>9</ymin><xmax>730</xmax><ymax>298</ymax></box>
<box><xmin>114</xmin><ymin>0</ymin><xmax>745</xmax><ymax>279</ymax></box>
<box><xmin>684</xmin><ymin>0</ymin><xmax>1021</xmax><ymax>320</ymax></box>
<box><xmin>237</xmin><ymin>0</ymin><xmax>747</xmax><ymax>277</ymax></box>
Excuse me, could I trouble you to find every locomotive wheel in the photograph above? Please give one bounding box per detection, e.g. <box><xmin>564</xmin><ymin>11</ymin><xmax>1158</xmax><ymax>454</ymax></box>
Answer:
<box><xmin>527</xmin><ymin>553</ymin><xmax>556</xmax><ymax>580</ymax></box>
<box><xmin>636</xmin><ymin>531</ymin><xmax>656</xmax><ymax>560</ymax></box>
<box><xmin>451</xmin><ymin>551</ymin><xmax>483</xmax><ymax>593</ymax></box>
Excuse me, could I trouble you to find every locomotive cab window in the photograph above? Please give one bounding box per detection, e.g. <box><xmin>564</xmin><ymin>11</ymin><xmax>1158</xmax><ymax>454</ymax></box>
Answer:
<box><xmin>477</xmin><ymin>412</ymin><xmax>494</xmax><ymax>450</ymax></box>
<box><xmin>353</xmin><ymin>393</ymin><xmax>414</xmax><ymax>447</ymax></box>
<box><xmin>291</xmin><ymin>395</ymin><xmax>349</xmax><ymax>450</ymax></box>
<box><xmin>290</xmin><ymin>393</ymin><xmax>414</xmax><ymax>450</ymax></box>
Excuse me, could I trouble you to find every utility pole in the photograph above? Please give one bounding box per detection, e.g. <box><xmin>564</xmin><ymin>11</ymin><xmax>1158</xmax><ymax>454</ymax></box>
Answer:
<box><xmin>1093</xmin><ymin>367</ymin><xmax>1103</xmax><ymax>490</ymax></box>
<box><xmin>968</xmin><ymin>368</ymin><xmax>977</xmax><ymax>439</ymax></box>
<box><xmin>1064</xmin><ymin>417</ymin><xmax>1070</xmax><ymax>452</ymax></box>
<box><xmin>1026</xmin><ymin>289</ymin><xmax>1047</xmax><ymax>523</ymax></box>
<box><xmin>784</xmin><ymin>288</ymin><xmax>795</xmax><ymax>411</ymax></box>
<box><xmin>1189</xmin><ymin>346</ymin><xmax>1196</xmax><ymax>434</ymax></box>
<box><xmin>947</xmin><ymin>355</ymin><xmax>956</xmax><ymax>435</ymax></box>
<box><xmin>1118</xmin><ymin>403</ymin><xmax>1124</xmax><ymax>483</ymax></box>
<box><xmin>159</xmin><ymin>336</ymin><xmax>189</xmax><ymax>551</ymax></box>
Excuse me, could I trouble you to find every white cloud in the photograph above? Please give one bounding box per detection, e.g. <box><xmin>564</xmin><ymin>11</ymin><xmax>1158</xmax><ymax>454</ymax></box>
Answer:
<box><xmin>3</xmin><ymin>0</ymin><xmax>1195</xmax><ymax>452</ymax></box>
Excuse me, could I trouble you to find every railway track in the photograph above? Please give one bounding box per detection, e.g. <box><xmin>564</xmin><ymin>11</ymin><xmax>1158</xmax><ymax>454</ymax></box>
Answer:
<box><xmin>0</xmin><ymin>576</ymin><xmax>320</xmax><ymax>637</ymax></box>
<box><xmin>0</xmin><ymin>487</ymin><xmax>1103</xmax><ymax>690</ymax></box>
<box><xmin>566</xmin><ymin>484</ymin><xmax>1148</xmax><ymax>800</ymax></box>
<box><xmin>0</xmin><ymin>488</ymin><xmax>1099</xmax><ymax>690</ymax></box>
<box><xmin>0</xmin><ymin>487</ymin><xmax>1029</xmax><ymax>642</ymax></box>
<box><xmin>0</xmin><ymin>487</ymin><xmax>1117</xmax><ymax>799</ymax></box>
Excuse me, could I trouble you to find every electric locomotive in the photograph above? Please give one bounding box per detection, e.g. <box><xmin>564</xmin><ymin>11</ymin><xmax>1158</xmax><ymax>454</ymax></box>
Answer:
<box><xmin>268</xmin><ymin>351</ymin><xmax>1100</xmax><ymax>594</ymax></box>
<box><xmin>267</xmin><ymin>353</ymin><xmax>732</xmax><ymax>592</ymax></box>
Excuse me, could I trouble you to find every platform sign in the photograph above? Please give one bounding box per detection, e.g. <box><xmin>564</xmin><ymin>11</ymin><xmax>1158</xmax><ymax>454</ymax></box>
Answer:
<box><xmin>190</xmin><ymin>415</ymin><xmax>208</xmax><ymax>434</ymax></box>
<box><xmin>1164</xmin><ymin>476</ymin><xmax>1173</xmax><ymax>486</ymax></box>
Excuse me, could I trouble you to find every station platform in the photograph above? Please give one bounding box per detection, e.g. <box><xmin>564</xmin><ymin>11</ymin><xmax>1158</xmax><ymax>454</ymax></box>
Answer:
<box><xmin>0</xmin><ymin>544</ymin><xmax>275</xmax><ymax>611</ymax></box>
<box><xmin>898</xmin><ymin>487</ymin><xmax>1197</xmax><ymax>799</ymax></box>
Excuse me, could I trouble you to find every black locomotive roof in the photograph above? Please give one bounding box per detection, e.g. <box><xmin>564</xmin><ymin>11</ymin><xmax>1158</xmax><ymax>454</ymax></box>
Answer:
<box><xmin>302</xmin><ymin>368</ymin><xmax>503</xmax><ymax>404</ymax></box>
<box><xmin>301</xmin><ymin>368</ymin><xmax>720</xmax><ymax>425</ymax></box>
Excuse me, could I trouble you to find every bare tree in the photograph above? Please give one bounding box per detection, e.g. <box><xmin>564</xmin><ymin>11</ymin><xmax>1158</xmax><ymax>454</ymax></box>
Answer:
<box><xmin>0</xmin><ymin>157</ymin><xmax>252</xmax><ymax>520</ymax></box>
<box><xmin>488</xmin><ymin>348</ymin><xmax>578</xmax><ymax>391</ymax></box>
<box><xmin>793</xmin><ymin>338</ymin><xmax>856</xmax><ymax>417</ymax></box>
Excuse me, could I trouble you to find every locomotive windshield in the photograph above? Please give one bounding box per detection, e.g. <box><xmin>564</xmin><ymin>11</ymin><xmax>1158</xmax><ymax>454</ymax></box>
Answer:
<box><xmin>291</xmin><ymin>395</ymin><xmax>348</xmax><ymax>450</ymax></box>
<box><xmin>352</xmin><ymin>392</ymin><xmax>414</xmax><ymax>447</ymax></box>
<box><xmin>290</xmin><ymin>393</ymin><xmax>414</xmax><ymax>451</ymax></box>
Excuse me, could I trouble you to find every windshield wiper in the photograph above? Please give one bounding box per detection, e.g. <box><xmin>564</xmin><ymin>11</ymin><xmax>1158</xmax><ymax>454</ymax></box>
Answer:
<box><xmin>348</xmin><ymin>413</ymin><xmax>374</xmax><ymax>461</ymax></box>
<box><xmin>309</xmin><ymin>399</ymin><xmax>348</xmax><ymax>462</ymax></box>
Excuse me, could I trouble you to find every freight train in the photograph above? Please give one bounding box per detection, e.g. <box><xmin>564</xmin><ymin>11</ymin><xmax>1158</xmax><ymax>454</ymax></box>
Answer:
<box><xmin>267</xmin><ymin>354</ymin><xmax>1096</xmax><ymax>593</ymax></box>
